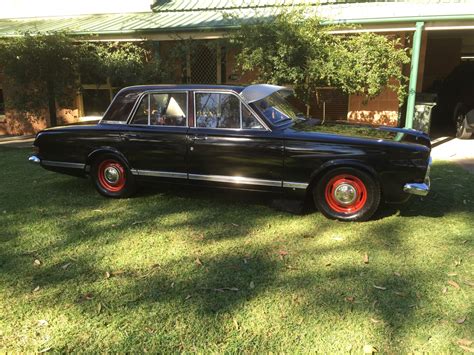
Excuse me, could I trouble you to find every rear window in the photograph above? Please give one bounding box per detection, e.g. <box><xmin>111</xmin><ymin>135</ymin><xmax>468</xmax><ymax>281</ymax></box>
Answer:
<box><xmin>101</xmin><ymin>89</ymin><xmax>141</xmax><ymax>122</ymax></box>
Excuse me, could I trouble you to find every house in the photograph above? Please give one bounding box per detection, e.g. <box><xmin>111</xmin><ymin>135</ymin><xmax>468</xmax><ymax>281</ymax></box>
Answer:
<box><xmin>0</xmin><ymin>0</ymin><xmax>474</xmax><ymax>136</ymax></box>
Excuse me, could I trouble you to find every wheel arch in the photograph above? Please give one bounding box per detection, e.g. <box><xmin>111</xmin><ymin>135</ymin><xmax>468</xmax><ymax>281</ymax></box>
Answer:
<box><xmin>85</xmin><ymin>147</ymin><xmax>132</xmax><ymax>173</ymax></box>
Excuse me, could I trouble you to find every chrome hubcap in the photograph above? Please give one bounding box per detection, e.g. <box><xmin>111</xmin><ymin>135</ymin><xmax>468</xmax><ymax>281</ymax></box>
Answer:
<box><xmin>333</xmin><ymin>183</ymin><xmax>357</xmax><ymax>205</ymax></box>
<box><xmin>104</xmin><ymin>166</ymin><xmax>120</xmax><ymax>184</ymax></box>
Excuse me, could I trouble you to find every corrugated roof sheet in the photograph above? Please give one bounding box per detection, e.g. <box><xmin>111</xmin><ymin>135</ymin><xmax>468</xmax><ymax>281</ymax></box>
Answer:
<box><xmin>0</xmin><ymin>1</ymin><xmax>473</xmax><ymax>37</ymax></box>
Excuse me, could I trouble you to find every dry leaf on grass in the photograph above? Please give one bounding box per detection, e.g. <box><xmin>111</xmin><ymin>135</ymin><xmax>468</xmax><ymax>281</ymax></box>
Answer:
<box><xmin>370</xmin><ymin>318</ymin><xmax>381</xmax><ymax>324</ymax></box>
<box><xmin>185</xmin><ymin>294</ymin><xmax>192</xmax><ymax>300</ymax></box>
<box><xmin>363</xmin><ymin>344</ymin><xmax>377</xmax><ymax>353</ymax></box>
<box><xmin>465</xmin><ymin>280</ymin><xmax>474</xmax><ymax>287</ymax></box>
<box><xmin>231</xmin><ymin>223</ymin><xmax>239</xmax><ymax>227</ymax></box>
<box><xmin>345</xmin><ymin>296</ymin><xmax>355</xmax><ymax>303</ymax></box>
<box><xmin>456</xmin><ymin>316</ymin><xmax>467</xmax><ymax>324</ymax></box>
<box><xmin>373</xmin><ymin>285</ymin><xmax>387</xmax><ymax>291</ymax></box>
<box><xmin>447</xmin><ymin>272</ymin><xmax>458</xmax><ymax>276</ymax></box>
<box><xmin>195</xmin><ymin>258</ymin><xmax>203</xmax><ymax>267</ymax></box>
<box><xmin>92</xmin><ymin>209</ymin><xmax>103</xmax><ymax>213</ymax></box>
<box><xmin>458</xmin><ymin>339</ymin><xmax>473</xmax><ymax>346</ymax></box>
<box><xmin>105</xmin><ymin>271</ymin><xmax>111</xmax><ymax>279</ymax></box>
<box><xmin>61</xmin><ymin>263</ymin><xmax>71</xmax><ymax>270</ymax></box>
<box><xmin>458</xmin><ymin>345</ymin><xmax>474</xmax><ymax>353</ymax></box>
<box><xmin>249</xmin><ymin>281</ymin><xmax>255</xmax><ymax>289</ymax></box>
<box><xmin>33</xmin><ymin>286</ymin><xmax>40</xmax><ymax>293</ymax></box>
<box><xmin>393</xmin><ymin>271</ymin><xmax>401</xmax><ymax>277</ymax></box>
<box><xmin>448</xmin><ymin>280</ymin><xmax>461</xmax><ymax>289</ymax></box>
<box><xmin>37</xmin><ymin>319</ymin><xmax>48</xmax><ymax>326</ymax></box>
<box><xmin>34</xmin><ymin>259</ymin><xmax>41</xmax><ymax>266</ymax></box>
<box><xmin>278</xmin><ymin>250</ymin><xmax>289</xmax><ymax>257</ymax></box>
<box><xmin>325</xmin><ymin>262</ymin><xmax>331</xmax><ymax>267</ymax></box>
<box><xmin>393</xmin><ymin>291</ymin><xmax>406</xmax><ymax>297</ymax></box>
<box><xmin>364</xmin><ymin>253</ymin><xmax>369</xmax><ymax>264</ymax></box>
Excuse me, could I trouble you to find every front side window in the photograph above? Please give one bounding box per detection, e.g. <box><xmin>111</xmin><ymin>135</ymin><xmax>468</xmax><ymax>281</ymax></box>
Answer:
<box><xmin>131</xmin><ymin>92</ymin><xmax>187</xmax><ymax>126</ymax></box>
<box><xmin>195</xmin><ymin>92</ymin><xmax>264</xmax><ymax>130</ymax></box>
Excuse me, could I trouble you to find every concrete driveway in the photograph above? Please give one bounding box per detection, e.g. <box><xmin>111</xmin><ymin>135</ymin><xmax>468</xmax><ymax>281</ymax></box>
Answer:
<box><xmin>431</xmin><ymin>138</ymin><xmax>474</xmax><ymax>173</ymax></box>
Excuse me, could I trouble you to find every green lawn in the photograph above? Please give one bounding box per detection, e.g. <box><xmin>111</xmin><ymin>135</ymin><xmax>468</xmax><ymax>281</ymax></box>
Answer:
<box><xmin>0</xmin><ymin>147</ymin><xmax>472</xmax><ymax>353</ymax></box>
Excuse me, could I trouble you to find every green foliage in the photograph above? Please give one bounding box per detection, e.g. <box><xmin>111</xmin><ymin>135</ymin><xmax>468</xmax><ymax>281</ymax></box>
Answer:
<box><xmin>0</xmin><ymin>32</ymin><xmax>80</xmax><ymax>116</ymax></box>
<box><xmin>231</xmin><ymin>8</ymin><xmax>410</xmax><ymax>108</ymax></box>
<box><xmin>0</xmin><ymin>33</ymin><xmax>165</xmax><ymax>125</ymax></box>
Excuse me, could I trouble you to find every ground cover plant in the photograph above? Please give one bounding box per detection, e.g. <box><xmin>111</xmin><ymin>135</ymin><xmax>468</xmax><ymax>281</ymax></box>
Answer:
<box><xmin>0</xmin><ymin>147</ymin><xmax>472</xmax><ymax>352</ymax></box>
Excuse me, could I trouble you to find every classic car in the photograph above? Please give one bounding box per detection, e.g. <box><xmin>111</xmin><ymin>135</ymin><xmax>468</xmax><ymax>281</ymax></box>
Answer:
<box><xmin>29</xmin><ymin>84</ymin><xmax>432</xmax><ymax>221</ymax></box>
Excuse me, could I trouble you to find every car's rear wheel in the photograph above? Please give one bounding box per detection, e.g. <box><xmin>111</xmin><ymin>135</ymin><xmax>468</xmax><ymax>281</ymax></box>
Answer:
<box><xmin>92</xmin><ymin>155</ymin><xmax>136</xmax><ymax>198</ymax></box>
<box><xmin>313</xmin><ymin>167</ymin><xmax>380</xmax><ymax>222</ymax></box>
<box><xmin>455</xmin><ymin>113</ymin><xmax>472</xmax><ymax>139</ymax></box>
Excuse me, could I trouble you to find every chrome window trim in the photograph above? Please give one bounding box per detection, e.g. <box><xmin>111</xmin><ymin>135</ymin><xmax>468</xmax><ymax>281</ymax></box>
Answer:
<box><xmin>42</xmin><ymin>160</ymin><xmax>86</xmax><ymax>169</ymax></box>
<box><xmin>127</xmin><ymin>90</ymin><xmax>189</xmax><ymax>128</ymax></box>
<box><xmin>193</xmin><ymin>90</ymin><xmax>270</xmax><ymax>131</ymax></box>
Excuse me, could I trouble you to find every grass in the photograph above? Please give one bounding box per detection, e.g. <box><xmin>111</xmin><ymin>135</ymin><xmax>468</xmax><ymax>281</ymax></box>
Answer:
<box><xmin>0</xmin><ymin>146</ymin><xmax>473</xmax><ymax>353</ymax></box>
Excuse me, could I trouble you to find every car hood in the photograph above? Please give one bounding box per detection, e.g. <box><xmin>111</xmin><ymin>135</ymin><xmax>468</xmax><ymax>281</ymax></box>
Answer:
<box><xmin>287</xmin><ymin>120</ymin><xmax>431</xmax><ymax>149</ymax></box>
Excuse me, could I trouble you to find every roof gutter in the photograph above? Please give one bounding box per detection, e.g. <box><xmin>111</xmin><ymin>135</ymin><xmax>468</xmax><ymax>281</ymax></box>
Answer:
<box><xmin>322</xmin><ymin>14</ymin><xmax>474</xmax><ymax>25</ymax></box>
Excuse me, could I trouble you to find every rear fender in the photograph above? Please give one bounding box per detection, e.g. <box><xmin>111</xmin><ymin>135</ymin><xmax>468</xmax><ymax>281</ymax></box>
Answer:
<box><xmin>86</xmin><ymin>147</ymin><xmax>131</xmax><ymax>173</ymax></box>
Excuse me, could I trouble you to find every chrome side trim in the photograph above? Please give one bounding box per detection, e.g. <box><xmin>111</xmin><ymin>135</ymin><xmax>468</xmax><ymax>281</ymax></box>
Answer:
<box><xmin>189</xmin><ymin>173</ymin><xmax>281</xmax><ymax>187</ymax></box>
<box><xmin>283</xmin><ymin>181</ymin><xmax>309</xmax><ymax>189</ymax></box>
<box><xmin>28</xmin><ymin>155</ymin><xmax>41</xmax><ymax>164</ymax></box>
<box><xmin>133</xmin><ymin>169</ymin><xmax>187</xmax><ymax>179</ymax></box>
<box><xmin>42</xmin><ymin>160</ymin><xmax>85</xmax><ymax>169</ymax></box>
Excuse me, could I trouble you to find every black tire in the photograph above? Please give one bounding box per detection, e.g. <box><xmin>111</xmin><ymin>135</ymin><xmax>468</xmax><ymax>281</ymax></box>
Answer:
<box><xmin>91</xmin><ymin>154</ymin><xmax>137</xmax><ymax>198</ymax></box>
<box><xmin>455</xmin><ymin>114</ymin><xmax>472</xmax><ymax>139</ymax></box>
<box><xmin>313</xmin><ymin>167</ymin><xmax>381</xmax><ymax>222</ymax></box>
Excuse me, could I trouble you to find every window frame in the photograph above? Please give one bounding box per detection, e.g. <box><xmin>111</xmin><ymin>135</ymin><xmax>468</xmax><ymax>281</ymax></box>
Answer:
<box><xmin>193</xmin><ymin>90</ymin><xmax>270</xmax><ymax>131</ymax></box>
<box><xmin>127</xmin><ymin>90</ymin><xmax>189</xmax><ymax>128</ymax></box>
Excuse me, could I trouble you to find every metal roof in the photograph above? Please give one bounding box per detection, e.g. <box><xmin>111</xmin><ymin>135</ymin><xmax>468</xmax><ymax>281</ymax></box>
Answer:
<box><xmin>0</xmin><ymin>1</ymin><xmax>473</xmax><ymax>37</ymax></box>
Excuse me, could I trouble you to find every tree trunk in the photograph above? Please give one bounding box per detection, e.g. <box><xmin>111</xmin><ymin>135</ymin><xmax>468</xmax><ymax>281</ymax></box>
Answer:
<box><xmin>47</xmin><ymin>81</ymin><xmax>57</xmax><ymax>127</ymax></box>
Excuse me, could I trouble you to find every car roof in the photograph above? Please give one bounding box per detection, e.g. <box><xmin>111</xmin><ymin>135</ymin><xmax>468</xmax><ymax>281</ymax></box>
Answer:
<box><xmin>119</xmin><ymin>84</ymin><xmax>246</xmax><ymax>94</ymax></box>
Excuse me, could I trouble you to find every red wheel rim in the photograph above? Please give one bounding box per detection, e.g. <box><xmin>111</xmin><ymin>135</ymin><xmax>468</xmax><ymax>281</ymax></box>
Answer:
<box><xmin>324</xmin><ymin>174</ymin><xmax>367</xmax><ymax>214</ymax></box>
<box><xmin>97</xmin><ymin>160</ymin><xmax>126</xmax><ymax>192</ymax></box>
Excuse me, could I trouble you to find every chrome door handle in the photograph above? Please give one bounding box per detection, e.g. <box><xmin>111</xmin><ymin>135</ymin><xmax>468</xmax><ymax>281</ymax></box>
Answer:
<box><xmin>193</xmin><ymin>135</ymin><xmax>208</xmax><ymax>141</ymax></box>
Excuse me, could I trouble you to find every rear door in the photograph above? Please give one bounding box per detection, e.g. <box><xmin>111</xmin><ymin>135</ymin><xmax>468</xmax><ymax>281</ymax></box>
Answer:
<box><xmin>121</xmin><ymin>90</ymin><xmax>189</xmax><ymax>181</ymax></box>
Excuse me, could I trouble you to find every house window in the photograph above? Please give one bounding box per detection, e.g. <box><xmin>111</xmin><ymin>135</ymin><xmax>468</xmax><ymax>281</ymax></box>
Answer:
<box><xmin>82</xmin><ymin>89</ymin><xmax>111</xmax><ymax>117</ymax></box>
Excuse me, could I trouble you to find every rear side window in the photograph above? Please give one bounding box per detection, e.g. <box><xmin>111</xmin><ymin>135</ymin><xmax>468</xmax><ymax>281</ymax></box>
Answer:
<box><xmin>102</xmin><ymin>90</ymin><xmax>141</xmax><ymax>122</ymax></box>
<box><xmin>131</xmin><ymin>92</ymin><xmax>187</xmax><ymax>126</ymax></box>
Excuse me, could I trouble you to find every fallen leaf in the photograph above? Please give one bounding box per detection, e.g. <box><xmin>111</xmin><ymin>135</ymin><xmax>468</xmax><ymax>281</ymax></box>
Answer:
<box><xmin>170</xmin><ymin>282</ymin><xmax>175</xmax><ymax>288</ymax></box>
<box><xmin>393</xmin><ymin>291</ymin><xmax>406</xmax><ymax>297</ymax></box>
<box><xmin>345</xmin><ymin>296</ymin><xmax>355</xmax><ymax>303</ymax></box>
<box><xmin>39</xmin><ymin>347</ymin><xmax>52</xmax><ymax>353</ymax></box>
<box><xmin>442</xmin><ymin>287</ymin><xmax>448</xmax><ymax>294</ymax></box>
<box><xmin>373</xmin><ymin>285</ymin><xmax>387</xmax><ymax>291</ymax></box>
<box><xmin>92</xmin><ymin>209</ymin><xmax>103</xmax><ymax>213</ymax></box>
<box><xmin>231</xmin><ymin>223</ymin><xmax>239</xmax><ymax>227</ymax></box>
<box><xmin>278</xmin><ymin>250</ymin><xmax>289</xmax><ymax>257</ymax></box>
<box><xmin>233</xmin><ymin>319</ymin><xmax>239</xmax><ymax>329</ymax></box>
<box><xmin>325</xmin><ymin>262</ymin><xmax>331</xmax><ymax>267</ymax></box>
<box><xmin>458</xmin><ymin>339</ymin><xmax>473</xmax><ymax>346</ymax></box>
<box><xmin>458</xmin><ymin>345</ymin><xmax>474</xmax><ymax>353</ymax></box>
<box><xmin>332</xmin><ymin>236</ymin><xmax>344</xmax><ymax>241</ymax></box>
<box><xmin>448</xmin><ymin>280</ymin><xmax>461</xmax><ymax>289</ymax></box>
<box><xmin>370</xmin><ymin>318</ymin><xmax>381</xmax><ymax>324</ymax></box>
<box><xmin>249</xmin><ymin>281</ymin><xmax>255</xmax><ymax>289</ymax></box>
<box><xmin>33</xmin><ymin>286</ymin><xmax>40</xmax><ymax>293</ymax></box>
<box><xmin>447</xmin><ymin>272</ymin><xmax>458</xmax><ymax>276</ymax></box>
<box><xmin>195</xmin><ymin>258</ymin><xmax>203</xmax><ymax>266</ymax></box>
<box><xmin>363</xmin><ymin>253</ymin><xmax>369</xmax><ymax>264</ymax></box>
<box><xmin>105</xmin><ymin>271</ymin><xmax>111</xmax><ymax>279</ymax></box>
<box><xmin>61</xmin><ymin>263</ymin><xmax>71</xmax><ymax>270</ymax></box>
<box><xmin>393</xmin><ymin>271</ymin><xmax>401</xmax><ymax>277</ymax></box>
<box><xmin>455</xmin><ymin>259</ymin><xmax>462</xmax><ymax>267</ymax></box>
<box><xmin>37</xmin><ymin>319</ymin><xmax>48</xmax><ymax>326</ymax></box>
<box><xmin>34</xmin><ymin>259</ymin><xmax>41</xmax><ymax>266</ymax></box>
<box><xmin>465</xmin><ymin>280</ymin><xmax>474</xmax><ymax>287</ymax></box>
<box><xmin>132</xmin><ymin>221</ymin><xmax>145</xmax><ymax>225</ymax></box>
<box><xmin>82</xmin><ymin>293</ymin><xmax>94</xmax><ymax>301</ymax></box>
<box><xmin>185</xmin><ymin>294</ymin><xmax>192</xmax><ymax>300</ymax></box>
<box><xmin>456</xmin><ymin>316</ymin><xmax>467</xmax><ymax>324</ymax></box>
<box><xmin>97</xmin><ymin>303</ymin><xmax>102</xmax><ymax>314</ymax></box>
<box><xmin>111</xmin><ymin>270</ymin><xmax>125</xmax><ymax>276</ymax></box>
<box><xmin>363</xmin><ymin>344</ymin><xmax>377</xmax><ymax>353</ymax></box>
<box><xmin>243</xmin><ymin>258</ymin><xmax>248</xmax><ymax>264</ymax></box>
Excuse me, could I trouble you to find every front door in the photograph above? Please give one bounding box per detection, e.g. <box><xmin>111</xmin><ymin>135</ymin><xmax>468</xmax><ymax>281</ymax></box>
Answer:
<box><xmin>187</xmin><ymin>91</ymin><xmax>283</xmax><ymax>191</ymax></box>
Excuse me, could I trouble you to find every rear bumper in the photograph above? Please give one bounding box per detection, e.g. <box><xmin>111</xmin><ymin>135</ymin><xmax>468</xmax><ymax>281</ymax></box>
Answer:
<box><xmin>29</xmin><ymin>155</ymin><xmax>41</xmax><ymax>164</ymax></box>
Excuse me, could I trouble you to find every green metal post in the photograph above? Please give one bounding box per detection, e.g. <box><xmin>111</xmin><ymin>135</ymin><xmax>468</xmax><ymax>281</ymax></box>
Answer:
<box><xmin>405</xmin><ymin>21</ymin><xmax>424</xmax><ymax>129</ymax></box>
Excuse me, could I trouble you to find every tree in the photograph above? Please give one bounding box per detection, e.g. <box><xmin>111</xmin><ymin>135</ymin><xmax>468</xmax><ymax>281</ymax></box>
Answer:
<box><xmin>0</xmin><ymin>33</ymin><xmax>165</xmax><ymax>127</ymax></box>
<box><xmin>0</xmin><ymin>32</ymin><xmax>81</xmax><ymax>126</ymax></box>
<box><xmin>230</xmin><ymin>8</ymin><xmax>410</xmax><ymax>114</ymax></box>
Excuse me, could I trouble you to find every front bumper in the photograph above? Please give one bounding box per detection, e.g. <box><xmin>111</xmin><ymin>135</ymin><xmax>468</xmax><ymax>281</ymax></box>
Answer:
<box><xmin>403</xmin><ymin>157</ymin><xmax>432</xmax><ymax>197</ymax></box>
<box><xmin>29</xmin><ymin>155</ymin><xmax>41</xmax><ymax>164</ymax></box>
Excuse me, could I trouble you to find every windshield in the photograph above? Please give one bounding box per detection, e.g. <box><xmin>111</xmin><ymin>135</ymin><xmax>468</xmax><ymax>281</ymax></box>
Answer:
<box><xmin>253</xmin><ymin>91</ymin><xmax>300</xmax><ymax>124</ymax></box>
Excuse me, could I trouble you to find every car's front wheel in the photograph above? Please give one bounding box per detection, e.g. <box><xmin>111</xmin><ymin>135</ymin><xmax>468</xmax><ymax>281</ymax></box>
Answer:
<box><xmin>92</xmin><ymin>155</ymin><xmax>137</xmax><ymax>198</ymax></box>
<box><xmin>313</xmin><ymin>167</ymin><xmax>381</xmax><ymax>222</ymax></box>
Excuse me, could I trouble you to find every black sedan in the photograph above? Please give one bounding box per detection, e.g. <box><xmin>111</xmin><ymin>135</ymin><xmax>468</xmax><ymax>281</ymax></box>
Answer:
<box><xmin>29</xmin><ymin>84</ymin><xmax>431</xmax><ymax>221</ymax></box>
